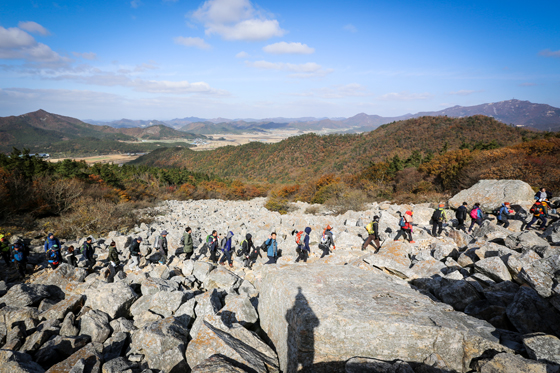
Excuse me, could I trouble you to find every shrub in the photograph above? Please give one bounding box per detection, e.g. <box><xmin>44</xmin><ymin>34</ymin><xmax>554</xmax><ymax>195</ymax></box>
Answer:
<box><xmin>323</xmin><ymin>186</ymin><xmax>368</xmax><ymax>215</ymax></box>
<box><xmin>264</xmin><ymin>196</ymin><xmax>293</xmax><ymax>215</ymax></box>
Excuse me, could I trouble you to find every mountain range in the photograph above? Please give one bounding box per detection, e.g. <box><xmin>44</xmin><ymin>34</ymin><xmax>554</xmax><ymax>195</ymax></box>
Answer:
<box><xmin>86</xmin><ymin>99</ymin><xmax>560</xmax><ymax>134</ymax></box>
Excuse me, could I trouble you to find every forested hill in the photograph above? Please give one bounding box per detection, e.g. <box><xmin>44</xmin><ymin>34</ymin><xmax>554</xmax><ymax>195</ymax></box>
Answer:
<box><xmin>130</xmin><ymin>115</ymin><xmax>531</xmax><ymax>183</ymax></box>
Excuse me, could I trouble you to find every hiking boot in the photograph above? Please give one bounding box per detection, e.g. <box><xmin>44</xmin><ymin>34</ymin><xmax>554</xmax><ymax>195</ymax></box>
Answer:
<box><xmin>220</xmin><ymin>262</ymin><xmax>225</xmax><ymax>266</ymax></box>
<box><xmin>409</xmin><ymin>241</ymin><xmax>416</xmax><ymax>244</ymax></box>
<box><xmin>229</xmin><ymin>264</ymin><xmax>233</xmax><ymax>268</ymax></box>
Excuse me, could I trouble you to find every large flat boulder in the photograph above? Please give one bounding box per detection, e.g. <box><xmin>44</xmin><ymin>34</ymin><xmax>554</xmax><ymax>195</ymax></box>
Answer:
<box><xmin>258</xmin><ymin>264</ymin><xmax>507</xmax><ymax>373</ymax></box>
<box><xmin>448</xmin><ymin>179</ymin><xmax>534</xmax><ymax>211</ymax></box>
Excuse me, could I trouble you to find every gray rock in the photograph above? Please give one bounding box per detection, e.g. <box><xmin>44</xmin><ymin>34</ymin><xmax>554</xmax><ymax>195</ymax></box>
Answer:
<box><xmin>448</xmin><ymin>179</ymin><xmax>534</xmax><ymax>211</ymax></box>
<box><xmin>258</xmin><ymin>264</ymin><xmax>505</xmax><ymax>373</ymax></box>
<box><xmin>45</xmin><ymin>342</ymin><xmax>103</xmax><ymax>373</ymax></box>
<box><xmin>60</xmin><ymin>312</ymin><xmax>79</xmax><ymax>337</ymax></box>
<box><xmin>193</xmin><ymin>261</ymin><xmax>215</xmax><ymax>283</ymax></box>
<box><xmin>0</xmin><ymin>349</ymin><xmax>45</xmax><ymax>373</ymax></box>
<box><xmin>79</xmin><ymin>310</ymin><xmax>112</xmax><ymax>344</ymax></box>
<box><xmin>34</xmin><ymin>264</ymin><xmax>88</xmax><ymax>291</ymax></box>
<box><xmin>186</xmin><ymin>314</ymin><xmax>279</xmax><ymax>372</ymax></box>
<box><xmin>101</xmin><ymin>357</ymin><xmax>135</xmax><ymax>373</ymax></box>
<box><xmin>478</xmin><ymin>352</ymin><xmax>550</xmax><ymax>373</ymax></box>
<box><xmin>109</xmin><ymin>318</ymin><xmax>135</xmax><ymax>334</ymax></box>
<box><xmin>84</xmin><ymin>282</ymin><xmax>138</xmax><ymax>319</ymax></box>
<box><xmin>0</xmin><ymin>284</ymin><xmax>62</xmax><ymax>308</ymax></box>
<box><xmin>431</xmin><ymin>242</ymin><xmax>458</xmax><ymax>261</ymax></box>
<box><xmin>34</xmin><ymin>335</ymin><xmax>91</xmax><ymax>367</ymax></box>
<box><xmin>191</xmin><ymin>289</ymin><xmax>224</xmax><ymax>339</ymax></box>
<box><xmin>181</xmin><ymin>260</ymin><xmax>195</xmax><ymax>277</ymax></box>
<box><xmin>19</xmin><ymin>321</ymin><xmax>60</xmax><ymax>354</ymax></box>
<box><xmin>0</xmin><ymin>306</ymin><xmax>39</xmax><ymax>332</ymax></box>
<box><xmin>506</xmin><ymin>287</ymin><xmax>560</xmax><ymax>336</ymax></box>
<box><xmin>140</xmin><ymin>277</ymin><xmax>179</xmax><ymax>296</ymax></box>
<box><xmin>523</xmin><ymin>332</ymin><xmax>560</xmax><ymax>365</ymax></box>
<box><xmin>238</xmin><ymin>280</ymin><xmax>259</xmax><ymax>298</ymax></box>
<box><xmin>221</xmin><ymin>294</ymin><xmax>259</xmax><ymax>327</ymax></box>
<box><xmin>345</xmin><ymin>357</ymin><xmax>414</xmax><ymax>373</ymax></box>
<box><xmin>437</xmin><ymin>279</ymin><xmax>481</xmax><ymax>311</ymax></box>
<box><xmin>40</xmin><ymin>294</ymin><xmax>84</xmax><ymax>321</ymax></box>
<box><xmin>103</xmin><ymin>332</ymin><xmax>128</xmax><ymax>361</ymax></box>
<box><xmin>203</xmin><ymin>267</ymin><xmax>242</xmax><ymax>292</ymax></box>
<box><xmin>473</xmin><ymin>257</ymin><xmax>512</xmax><ymax>282</ymax></box>
<box><xmin>130</xmin><ymin>317</ymin><xmax>189</xmax><ymax>373</ymax></box>
<box><xmin>505</xmin><ymin>231</ymin><xmax>551</xmax><ymax>256</ymax></box>
<box><xmin>363</xmin><ymin>242</ymin><xmax>414</xmax><ymax>279</ymax></box>
<box><xmin>191</xmin><ymin>354</ymin><xmax>250</xmax><ymax>372</ymax></box>
<box><xmin>410</xmin><ymin>258</ymin><xmax>447</xmax><ymax>278</ymax></box>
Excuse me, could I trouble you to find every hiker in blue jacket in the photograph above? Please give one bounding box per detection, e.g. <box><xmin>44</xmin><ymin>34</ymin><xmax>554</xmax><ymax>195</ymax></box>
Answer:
<box><xmin>44</xmin><ymin>233</ymin><xmax>61</xmax><ymax>252</ymax></box>
<box><xmin>11</xmin><ymin>242</ymin><xmax>27</xmax><ymax>279</ymax></box>
<box><xmin>296</xmin><ymin>227</ymin><xmax>312</xmax><ymax>263</ymax></box>
<box><xmin>265</xmin><ymin>232</ymin><xmax>278</xmax><ymax>264</ymax></box>
<box><xmin>219</xmin><ymin>231</ymin><xmax>235</xmax><ymax>268</ymax></box>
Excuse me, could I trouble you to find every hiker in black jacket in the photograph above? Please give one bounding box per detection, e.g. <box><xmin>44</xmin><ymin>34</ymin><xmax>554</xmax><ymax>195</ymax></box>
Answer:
<box><xmin>129</xmin><ymin>237</ymin><xmax>142</xmax><ymax>269</ymax></box>
<box><xmin>456</xmin><ymin>202</ymin><xmax>468</xmax><ymax>231</ymax></box>
<box><xmin>241</xmin><ymin>233</ymin><xmax>261</xmax><ymax>269</ymax></box>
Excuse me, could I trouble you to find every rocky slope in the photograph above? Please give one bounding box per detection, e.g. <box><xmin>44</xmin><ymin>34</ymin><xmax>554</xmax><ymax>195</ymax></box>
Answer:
<box><xmin>1</xmin><ymin>179</ymin><xmax>560</xmax><ymax>372</ymax></box>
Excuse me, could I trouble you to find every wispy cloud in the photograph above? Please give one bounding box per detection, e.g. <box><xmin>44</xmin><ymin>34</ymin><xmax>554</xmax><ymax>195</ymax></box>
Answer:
<box><xmin>246</xmin><ymin>60</ymin><xmax>333</xmax><ymax>78</ymax></box>
<box><xmin>72</xmin><ymin>52</ymin><xmax>97</xmax><ymax>60</ymax></box>
<box><xmin>539</xmin><ymin>49</ymin><xmax>560</xmax><ymax>58</ymax></box>
<box><xmin>17</xmin><ymin>21</ymin><xmax>50</xmax><ymax>36</ymax></box>
<box><xmin>449</xmin><ymin>89</ymin><xmax>483</xmax><ymax>96</ymax></box>
<box><xmin>377</xmin><ymin>91</ymin><xmax>433</xmax><ymax>101</ymax></box>
<box><xmin>343</xmin><ymin>24</ymin><xmax>357</xmax><ymax>33</ymax></box>
<box><xmin>235</xmin><ymin>51</ymin><xmax>249</xmax><ymax>58</ymax></box>
<box><xmin>263</xmin><ymin>42</ymin><xmax>314</xmax><ymax>55</ymax></box>
<box><xmin>174</xmin><ymin>36</ymin><xmax>211</xmax><ymax>50</ymax></box>
<box><xmin>292</xmin><ymin>84</ymin><xmax>372</xmax><ymax>99</ymax></box>
<box><xmin>192</xmin><ymin>0</ymin><xmax>286</xmax><ymax>41</ymax></box>
<box><xmin>130</xmin><ymin>0</ymin><xmax>141</xmax><ymax>8</ymax></box>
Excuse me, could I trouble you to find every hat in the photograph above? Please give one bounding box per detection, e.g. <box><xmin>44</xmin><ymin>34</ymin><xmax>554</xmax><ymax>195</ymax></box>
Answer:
<box><xmin>161</xmin><ymin>230</ymin><xmax>168</xmax><ymax>235</ymax></box>
<box><xmin>504</xmin><ymin>202</ymin><xmax>511</xmax><ymax>206</ymax></box>
<box><xmin>405</xmin><ymin>211</ymin><xmax>413</xmax><ymax>216</ymax></box>
<box><xmin>110</xmin><ymin>241</ymin><xmax>116</xmax><ymax>246</ymax></box>
<box><xmin>48</xmin><ymin>232</ymin><xmax>54</xmax><ymax>237</ymax></box>
<box><xmin>326</xmin><ymin>225</ymin><xmax>333</xmax><ymax>230</ymax></box>
<box><xmin>439</xmin><ymin>204</ymin><xmax>445</xmax><ymax>208</ymax></box>
<box><xmin>137</xmin><ymin>237</ymin><xmax>143</xmax><ymax>242</ymax></box>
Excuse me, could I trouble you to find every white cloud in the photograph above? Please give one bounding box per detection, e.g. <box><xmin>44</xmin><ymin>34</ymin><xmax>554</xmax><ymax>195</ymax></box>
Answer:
<box><xmin>246</xmin><ymin>60</ymin><xmax>333</xmax><ymax>78</ymax></box>
<box><xmin>130</xmin><ymin>0</ymin><xmax>141</xmax><ymax>8</ymax></box>
<box><xmin>377</xmin><ymin>91</ymin><xmax>433</xmax><ymax>101</ymax></box>
<box><xmin>72</xmin><ymin>52</ymin><xmax>97</xmax><ymax>60</ymax></box>
<box><xmin>263</xmin><ymin>42</ymin><xmax>314</xmax><ymax>55</ymax></box>
<box><xmin>292</xmin><ymin>84</ymin><xmax>372</xmax><ymax>99</ymax></box>
<box><xmin>343</xmin><ymin>24</ymin><xmax>357</xmax><ymax>33</ymax></box>
<box><xmin>174</xmin><ymin>36</ymin><xmax>211</xmax><ymax>50</ymax></box>
<box><xmin>235</xmin><ymin>51</ymin><xmax>249</xmax><ymax>58</ymax></box>
<box><xmin>192</xmin><ymin>0</ymin><xmax>286</xmax><ymax>41</ymax></box>
<box><xmin>0</xmin><ymin>26</ymin><xmax>70</xmax><ymax>66</ymax></box>
<box><xmin>539</xmin><ymin>49</ymin><xmax>560</xmax><ymax>58</ymax></box>
<box><xmin>17</xmin><ymin>21</ymin><xmax>50</xmax><ymax>36</ymax></box>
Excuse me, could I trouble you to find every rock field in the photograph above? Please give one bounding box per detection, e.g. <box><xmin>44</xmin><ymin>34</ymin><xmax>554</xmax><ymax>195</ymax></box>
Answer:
<box><xmin>2</xmin><ymin>179</ymin><xmax>560</xmax><ymax>372</ymax></box>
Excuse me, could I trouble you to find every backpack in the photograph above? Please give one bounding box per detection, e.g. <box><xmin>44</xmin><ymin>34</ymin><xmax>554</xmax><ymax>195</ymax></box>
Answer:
<box><xmin>470</xmin><ymin>208</ymin><xmax>479</xmax><ymax>219</ymax></box>
<box><xmin>530</xmin><ymin>205</ymin><xmax>543</xmax><ymax>215</ymax></box>
<box><xmin>260</xmin><ymin>240</ymin><xmax>268</xmax><ymax>252</ymax></box>
<box><xmin>431</xmin><ymin>209</ymin><xmax>443</xmax><ymax>223</ymax></box>
<box><xmin>153</xmin><ymin>235</ymin><xmax>160</xmax><ymax>249</ymax></box>
<box><xmin>398</xmin><ymin>217</ymin><xmax>406</xmax><ymax>227</ymax></box>
<box><xmin>366</xmin><ymin>222</ymin><xmax>375</xmax><ymax>235</ymax></box>
<box><xmin>220</xmin><ymin>237</ymin><xmax>227</xmax><ymax>250</ymax></box>
<box><xmin>295</xmin><ymin>231</ymin><xmax>305</xmax><ymax>245</ymax></box>
<box><xmin>14</xmin><ymin>250</ymin><xmax>23</xmax><ymax>262</ymax></box>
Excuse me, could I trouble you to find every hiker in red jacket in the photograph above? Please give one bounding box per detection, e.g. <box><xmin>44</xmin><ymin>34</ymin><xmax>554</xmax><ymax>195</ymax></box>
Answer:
<box><xmin>394</xmin><ymin>211</ymin><xmax>415</xmax><ymax>243</ymax></box>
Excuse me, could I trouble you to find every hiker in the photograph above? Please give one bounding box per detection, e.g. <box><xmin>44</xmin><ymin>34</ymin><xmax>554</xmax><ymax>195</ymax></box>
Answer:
<box><xmin>156</xmin><ymin>230</ymin><xmax>169</xmax><ymax>265</ymax></box>
<box><xmin>535</xmin><ymin>187</ymin><xmax>547</xmax><ymax>201</ymax></box>
<box><xmin>219</xmin><ymin>231</ymin><xmax>235</xmax><ymax>268</ymax></box>
<box><xmin>362</xmin><ymin>216</ymin><xmax>381</xmax><ymax>251</ymax></box>
<box><xmin>47</xmin><ymin>246</ymin><xmax>62</xmax><ymax>269</ymax></box>
<box><xmin>64</xmin><ymin>245</ymin><xmax>77</xmax><ymax>267</ymax></box>
<box><xmin>0</xmin><ymin>234</ymin><xmax>10</xmax><ymax>267</ymax></box>
<box><xmin>526</xmin><ymin>201</ymin><xmax>547</xmax><ymax>231</ymax></box>
<box><xmin>108</xmin><ymin>241</ymin><xmax>120</xmax><ymax>277</ymax></box>
<box><xmin>496</xmin><ymin>202</ymin><xmax>514</xmax><ymax>229</ymax></box>
<box><xmin>240</xmin><ymin>234</ymin><xmax>261</xmax><ymax>269</ymax></box>
<box><xmin>180</xmin><ymin>227</ymin><xmax>194</xmax><ymax>260</ymax></box>
<box><xmin>11</xmin><ymin>242</ymin><xmax>27</xmax><ymax>279</ymax></box>
<box><xmin>264</xmin><ymin>232</ymin><xmax>278</xmax><ymax>264</ymax></box>
<box><xmin>44</xmin><ymin>232</ymin><xmax>61</xmax><ymax>253</ymax></box>
<box><xmin>319</xmin><ymin>225</ymin><xmax>335</xmax><ymax>258</ymax></box>
<box><xmin>431</xmin><ymin>204</ymin><xmax>447</xmax><ymax>237</ymax></box>
<box><xmin>81</xmin><ymin>237</ymin><xmax>95</xmax><ymax>268</ymax></box>
<box><xmin>207</xmin><ymin>231</ymin><xmax>219</xmax><ymax>264</ymax></box>
<box><xmin>455</xmin><ymin>202</ymin><xmax>468</xmax><ymax>231</ymax></box>
<box><xmin>129</xmin><ymin>237</ymin><xmax>142</xmax><ymax>270</ymax></box>
<box><xmin>295</xmin><ymin>227</ymin><xmax>312</xmax><ymax>263</ymax></box>
<box><xmin>468</xmin><ymin>203</ymin><xmax>484</xmax><ymax>233</ymax></box>
<box><xmin>394</xmin><ymin>211</ymin><xmax>415</xmax><ymax>243</ymax></box>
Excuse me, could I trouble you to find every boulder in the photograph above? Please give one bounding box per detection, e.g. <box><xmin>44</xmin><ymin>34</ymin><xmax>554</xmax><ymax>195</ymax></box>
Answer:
<box><xmin>523</xmin><ymin>332</ymin><xmax>560</xmax><ymax>365</ymax></box>
<box><xmin>221</xmin><ymin>294</ymin><xmax>259</xmax><ymax>327</ymax></box>
<box><xmin>186</xmin><ymin>314</ymin><xmax>279</xmax><ymax>372</ymax></box>
<box><xmin>140</xmin><ymin>277</ymin><xmax>179</xmax><ymax>296</ymax></box>
<box><xmin>193</xmin><ymin>262</ymin><xmax>215</xmax><ymax>283</ymax></box>
<box><xmin>363</xmin><ymin>242</ymin><xmax>413</xmax><ymax>279</ymax></box>
<box><xmin>506</xmin><ymin>287</ymin><xmax>560</xmax><ymax>336</ymax></box>
<box><xmin>109</xmin><ymin>318</ymin><xmax>135</xmax><ymax>335</ymax></box>
<box><xmin>0</xmin><ymin>284</ymin><xmax>62</xmax><ymax>308</ymax></box>
<box><xmin>101</xmin><ymin>357</ymin><xmax>136</xmax><ymax>373</ymax></box>
<box><xmin>448</xmin><ymin>179</ymin><xmax>534</xmax><ymax>211</ymax></box>
<box><xmin>84</xmin><ymin>282</ymin><xmax>138</xmax><ymax>319</ymax></box>
<box><xmin>505</xmin><ymin>231</ymin><xmax>551</xmax><ymax>256</ymax></box>
<box><xmin>191</xmin><ymin>354</ymin><xmax>249</xmax><ymax>372</ymax></box>
<box><xmin>40</xmin><ymin>295</ymin><xmax>84</xmax><ymax>321</ymax></box>
<box><xmin>0</xmin><ymin>349</ymin><xmax>45</xmax><ymax>373</ymax></box>
<box><xmin>130</xmin><ymin>317</ymin><xmax>189</xmax><ymax>373</ymax></box>
<box><xmin>34</xmin><ymin>335</ymin><xmax>91</xmax><ymax>367</ymax></box>
<box><xmin>203</xmin><ymin>267</ymin><xmax>242</xmax><ymax>292</ymax></box>
<box><xmin>34</xmin><ymin>264</ymin><xmax>88</xmax><ymax>293</ymax></box>
<box><xmin>102</xmin><ymin>332</ymin><xmax>128</xmax><ymax>361</ymax></box>
<box><xmin>478</xmin><ymin>352</ymin><xmax>550</xmax><ymax>373</ymax></box>
<box><xmin>1</xmin><ymin>306</ymin><xmax>39</xmax><ymax>332</ymax></box>
<box><xmin>258</xmin><ymin>264</ymin><xmax>505</xmax><ymax>373</ymax></box>
<box><xmin>181</xmin><ymin>260</ymin><xmax>195</xmax><ymax>276</ymax></box>
<box><xmin>436</xmin><ymin>279</ymin><xmax>481</xmax><ymax>311</ymax></box>
<box><xmin>60</xmin><ymin>312</ymin><xmax>79</xmax><ymax>337</ymax></box>
<box><xmin>44</xmin><ymin>342</ymin><xmax>103</xmax><ymax>373</ymax></box>
<box><xmin>345</xmin><ymin>357</ymin><xmax>415</xmax><ymax>373</ymax></box>
<box><xmin>19</xmin><ymin>321</ymin><xmax>60</xmax><ymax>354</ymax></box>
<box><xmin>79</xmin><ymin>310</ymin><xmax>112</xmax><ymax>344</ymax></box>
<box><xmin>473</xmin><ymin>257</ymin><xmax>512</xmax><ymax>282</ymax></box>
<box><xmin>410</xmin><ymin>258</ymin><xmax>447</xmax><ymax>278</ymax></box>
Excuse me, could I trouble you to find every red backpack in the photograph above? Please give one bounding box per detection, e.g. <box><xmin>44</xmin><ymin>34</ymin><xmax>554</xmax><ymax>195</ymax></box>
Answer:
<box><xmin>295</xmin><ymin>231</ymin><xmax>304</xmax><ymax>245</ymax></box>
<box><xmin>470</xmin><ymin>208</ymin><xmax>479</xmax><ymax>219</ymax></box>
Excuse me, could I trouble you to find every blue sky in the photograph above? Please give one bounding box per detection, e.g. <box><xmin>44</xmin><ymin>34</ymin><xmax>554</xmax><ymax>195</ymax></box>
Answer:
<box><xmin>0</xmin><ymin>0</ymin><xmax>558</xmax><ymax>120</ymax></box>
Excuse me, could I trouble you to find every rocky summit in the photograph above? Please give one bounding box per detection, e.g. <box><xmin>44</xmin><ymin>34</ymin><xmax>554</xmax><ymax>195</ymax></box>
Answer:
<box><xmin>1</xmin><ymin>179</ymin><xmax>560</xmax><ymax>372</ymax></box>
